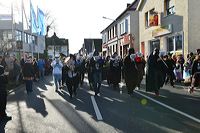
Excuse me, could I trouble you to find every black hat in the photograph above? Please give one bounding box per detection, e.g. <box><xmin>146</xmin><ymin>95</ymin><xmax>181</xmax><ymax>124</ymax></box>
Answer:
<box><xmin>167</xmin><ymin>52</ymin><xmax>172</xmax><ymax>56</ymax></box>
<box><xmin>93</xmin><ymin>51</ymin><xmax>99</xmax><ymax>56</ymax></box>
<box><xmin>0</xmin><ymin>65</ymin><xmax>4</xmax><ymax>75</ymax></box>
<box><xmin>129</xmin><ymin>48</ymin><xmax>135</xmax><ymax>55</ymax></box>
<box><xmin>154</xmin><ymin>48</ymin><xmax>159</xmax><ymax>52</ymax></box>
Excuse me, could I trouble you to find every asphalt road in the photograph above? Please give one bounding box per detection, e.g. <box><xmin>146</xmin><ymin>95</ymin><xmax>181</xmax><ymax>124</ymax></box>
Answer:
<box><xmin>1</xmin><ymin>76</ymin><xmax>200</xmax><ymax>133</ymax></box>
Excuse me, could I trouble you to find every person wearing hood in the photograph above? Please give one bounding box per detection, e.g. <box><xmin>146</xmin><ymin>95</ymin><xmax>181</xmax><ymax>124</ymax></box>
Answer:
<box><xmin>23</xmin><ymin>56</ymin><xmax>34</xmax><ymax>94</ymax></box>
<box><xmin>146</xmin><ymin>48</ymin><xmax>168</xmax><ymax>96</ymax></box>
<box><xmin>0</xmin><ymin>62</ymin><xmax>12</xmax><ymax>121</ymax></box>
<box><xmin>135</xmin><ymin>52</ymin><xmax>146</xmax><ymax>90</ymax></box>
<box><xmin>188</xmin><ymin>54</ymin><xmax>200</xmax><ymax>93</ymax></box>
<box><xmin>123</xmin><ymin>48</ymin><xmax>139</xmax><ymax>95</ymax></box>
<box><xmin>89</xmin><ymin>51</ymin><xmax>104</xmax><ymax>96</ymax></box>
<box><xmin>65</xmin><ymin>54</ymin><xmax>79</xmax><ymax>98</ymax></box>
<box><xmin>110</xmin><ymin>52</ymin><xmax>122</xmax><ymax>89</ymax></box>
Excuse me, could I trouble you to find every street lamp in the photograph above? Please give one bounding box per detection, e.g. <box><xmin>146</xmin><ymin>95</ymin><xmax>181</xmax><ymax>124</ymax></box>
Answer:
<box><xmin>102</xmin><ymin>16</ymin><xmax>119</xmax><ymax>56</ymax></box>
<box><xmin>102</xmin><ymin>16</ymin><xmax>115</xmax><ymax>21</ymax></box>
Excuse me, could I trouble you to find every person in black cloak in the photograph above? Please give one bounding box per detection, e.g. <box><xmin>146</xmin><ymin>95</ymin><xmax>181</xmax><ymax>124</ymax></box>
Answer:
<box><xmin>0</xmin><ymin>65</ymin><xmax>12</xmax><ymax>121</ymax></box>
<box><xmin>146</xmin><ymin>48</ymin><xmax>168</xmax><ymax>96</ymax></box>
<box><xmin>123</xmin><ymin>48</ymin><xmax>139</xmax><ymax>95</ymax></box>
<box><xmin>110</xmin><ymin>52</ymin><xmax>122</xmax><ymax>89</ymax></box>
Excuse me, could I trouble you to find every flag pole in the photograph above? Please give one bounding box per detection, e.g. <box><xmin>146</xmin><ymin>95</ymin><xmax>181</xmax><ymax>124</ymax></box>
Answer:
<box><xmin>37</xmin><ymin>6</ymin><xmax>40</xmax><ymax>59</ymax></box>
<box><xmin>22</xmin><ymin>0</ymin><xmax>25</xmax><ymax>59</ymax></box>
<box><xmin>11</xmin><ymin>3</ymin><xmax>14</xmax><ymax>55</ymax></box>
<box><xmin>30</xmin><ymin>0</ymin><xmax>34</xmax><ymax>58</ymax></box>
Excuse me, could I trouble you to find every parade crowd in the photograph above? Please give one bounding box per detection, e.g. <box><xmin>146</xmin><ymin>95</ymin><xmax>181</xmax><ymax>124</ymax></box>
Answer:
<box><xmin>0</xmin><ymin>48</ymin><xmax>200</xmax><ymax>121</ymax></box>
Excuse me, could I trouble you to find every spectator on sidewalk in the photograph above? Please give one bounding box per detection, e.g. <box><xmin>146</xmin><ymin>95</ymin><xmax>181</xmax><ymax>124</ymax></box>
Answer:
<box><xmin>23</xmin><ymin>57</ymin><xmax>34</xmax><ymax>94</ymax></box>
<box><xmin>38</xmin><ymin>57</ymin><xmax>45</xmax><ymax>80</ymax></box>
<box><xmin>51</xmin><ymin>55</ymin><xmax>63</xmax><ymax>92</ymax></box>
<box><xmin>188</xmin><ymin>54</ymin><xmax>200</xmax><ymax>93</ymax></box>
<box><xmin>0</xmin><ymin>65</ymin><xmax>12</xmax><ymax>121</ymax></box>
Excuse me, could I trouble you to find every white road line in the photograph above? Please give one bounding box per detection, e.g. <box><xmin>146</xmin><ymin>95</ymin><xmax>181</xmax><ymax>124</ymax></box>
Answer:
<box><xmin>91</xmin><ymin>96</ymin><xmax>103</xmax><ymax>121</ymax></box>
<box><xmin>134</xmin><ymin>90</ymin><xmax>200</xmax><ymax>124</ymax></box>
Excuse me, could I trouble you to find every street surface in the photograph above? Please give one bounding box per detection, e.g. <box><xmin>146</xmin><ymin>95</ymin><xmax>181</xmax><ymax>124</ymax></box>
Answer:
<box><xmin>1</xmin><ymin>76</ymin><xmax>200</xmax><ymax>133</ymax></box>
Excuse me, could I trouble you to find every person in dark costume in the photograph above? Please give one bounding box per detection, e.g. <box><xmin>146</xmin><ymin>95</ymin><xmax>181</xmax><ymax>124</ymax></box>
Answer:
<box><xmin>123</xmin><ymin>48</ymin><xmax>139</xmax><ymax>95</ymax></box>
<box><xmin>165</xmin><ymin>53</ymin><xmax>176</xmax><ymax>87</ymax></box>
<box><xmin>103</xmin><ymin>56</ymin><xmax>111</xmax><ymax>85</ymax></box>
<box><xmin>23</xmin><ymin>57</ymin><xmax>35</xmax><ymax>94</ymax></box>
<box><xmin>146</xmin><ymin>48</ymin><xmax>168</xmax><ymax>96</ymax></box>
<box><xmin>188</xmin><ymin>55</ymin><xmax>200</xmax><ymax>93</ymax></box>
<box><xmin>66</xmin><ymin>54</ymin><xmax>79</xmax><ymax>98</ymax></box>
<box><xmin>90</xmin><ymin>51</ymin><xmax>104</xmax><ymax>96</ymax></box>
<box><xmin>110</xmin><ymin>52</ymin><xmax>122</xmax><ymax>89</ymax></box>
<box><xmin>0</xmin><ymin>65</ymin><xmax>12</xmax><ymax>121</ymax></box>
<box><xmin>135</xmin><ymin>52</ymin><xmax>146</xmax><ymax>90</ymax></box>
<box><xmin>86</xmin><ymin>54</ymin><xmax>94</xmax><ymax>90</ymax></box>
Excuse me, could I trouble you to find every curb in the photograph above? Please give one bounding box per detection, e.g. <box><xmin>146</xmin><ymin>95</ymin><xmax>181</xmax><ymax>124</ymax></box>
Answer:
<box><xmin>8</xmin><ymin>83</ymin><xmax>25</xmax><ymax>94</ymax></box>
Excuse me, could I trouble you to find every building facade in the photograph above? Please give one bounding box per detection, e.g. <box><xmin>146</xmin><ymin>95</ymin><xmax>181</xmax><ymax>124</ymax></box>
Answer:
<box><xmin>46</xmin><ymin>33</ymin><xmax>69</xmax><ymax>59</ymax></box>
<box><xmin>0</xmin><ymin>18</ymin><xmax>45</xmax><ymax>58</ymax></box>
<box><xmin>83</xmin><ymin>38</ymin><xmax>102</xmax><ymax>56</ymax></box>
<box><xmin>101</xmin><ymin>0</ymin><xmax>140</xmax><ymax>58</ymax></box>
<box><xmin>138</xmin><ymin>0</ymin><xmax>200</xmax><ymax>58</ymax></box>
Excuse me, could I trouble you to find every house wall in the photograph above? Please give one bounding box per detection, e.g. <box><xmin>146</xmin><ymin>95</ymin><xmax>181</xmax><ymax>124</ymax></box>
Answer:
<box><xmin>188</xmin><ymin>0</ymin><xmax>200</xmax><ymax>54</ymax></box>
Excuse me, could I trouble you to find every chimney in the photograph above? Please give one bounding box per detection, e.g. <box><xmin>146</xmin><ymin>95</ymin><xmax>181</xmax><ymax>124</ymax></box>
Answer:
<box><xmin>127</xmin><ymin>3</ymin><xmax>131</xmax><ymax>7</ymax></box>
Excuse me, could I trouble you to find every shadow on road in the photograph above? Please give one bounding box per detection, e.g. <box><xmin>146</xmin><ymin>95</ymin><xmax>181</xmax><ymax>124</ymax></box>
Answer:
<box><xmin>25</xmin><ymin>90</ymin><xmax>48</xmax><ymax>117</ymax></box>
<box><xmin>0</xmin><ymin>120</ymin><xmax>8</xmax><ymax>133</ymax></box>
<box><xmin>94</xmin><ymin>82</ymin><xmax>200</xmax><ymax>133</ymax></box>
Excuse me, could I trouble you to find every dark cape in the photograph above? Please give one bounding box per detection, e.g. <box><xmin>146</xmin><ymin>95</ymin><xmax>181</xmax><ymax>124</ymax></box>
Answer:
<box><xmin>146</xmin><ymin>53</ymin><xmax>168</xmax><ymax>92</ymax></box>
<box><xmin>123</xmin><ymin>55</ymin><xmax>139</xmax><ymax>91</ymax></box>
<box><xmin>110</xmin><ymin>59</ymin><xmax>122</xmax><ymax>85</ymax></box>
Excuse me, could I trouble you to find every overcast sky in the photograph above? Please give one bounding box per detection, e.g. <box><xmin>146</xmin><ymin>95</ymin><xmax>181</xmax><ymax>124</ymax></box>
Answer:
<box><xmin>0</xmin><ymin>0</ymin><xmax>134</xmax><ymax>53</ymax></box>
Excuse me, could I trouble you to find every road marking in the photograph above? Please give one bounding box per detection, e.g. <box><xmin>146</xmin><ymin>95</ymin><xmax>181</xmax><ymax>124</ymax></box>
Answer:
<box><xmin>134</xmin><ymin>90</ymin><xmax>200</xmax><ymax>124</ymax></box>
<box><xmin>91</xmin><ymin>96</ymin><xmax>103</xmax><ymax>121</ymax></box>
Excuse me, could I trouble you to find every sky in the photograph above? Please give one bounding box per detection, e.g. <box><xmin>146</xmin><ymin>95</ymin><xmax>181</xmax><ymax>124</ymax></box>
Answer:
<box><xmin>0</xmin><ymin>0</ymin><xmax>134</xmax><ymax>53</ymax></box>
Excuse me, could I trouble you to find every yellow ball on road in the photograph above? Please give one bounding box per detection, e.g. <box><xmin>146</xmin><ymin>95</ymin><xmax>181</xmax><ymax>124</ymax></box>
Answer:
<box><xmin>141</xmin><ymin>99</ymin><xmax>147</xmax><ymax>105</ymax></box>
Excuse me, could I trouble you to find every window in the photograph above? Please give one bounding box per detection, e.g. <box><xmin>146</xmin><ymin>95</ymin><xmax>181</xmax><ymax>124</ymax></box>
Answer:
<box><xmin>120</xmin><ymin>21</ymin><xmax>125</xmax><ymax>35</ymax></box>
<box><xmin>150</xmin><ymin>40</ymin><xmax>160</xmax><ymax>53</ymax></box>
<box><xmin>115</xmin><ymin>24</ymin><xmax>118</xmax><ymax>37</ymax></box>
<box><xmin>167</xmin><ymin>35</ymin><xmax>183</xmax><ymax>52</ymax></box>
<box><xmin>145</xmin><ymin>8</ymin><xmax>158</xmax><ymax>28</ymax></box>
<box><xmin>175</xmin><ymin>35</ymin><xmax>182</xmax><ymax>51</ymax></box>
<box><xmin>165</xmin><ymin>0</ymin><xmax>175</xmax><ymax>16</ymax></box>
<box><xmin>125</xmin><ymin>19</ymin><xmax>128</xmax><ymax>33</ymax></box>
<box><xmin>119</xmin><ymin>19</ymin><xmax>129</xmax><ymax>35</ymax></box>
<box><xmin>15</xmin><ymin>30</ymin><xmax>22</xmax><ymax>41</ymax></box>
<box><xmin>145</xmin><ymin>12</ymin><xmax>149</xmax><ymax>27</ymax></box>
<box><xmin>112</xmin><ymin>26</ymin><xmax>115</xmax><ymax>38</ymax></box>
<box><xmin>167</xmin><ymin>37</ymin><xmax>174</xmax><ymax>52</ymax></box>
<box><xmin>25</xmin><ymin>33</ymin><xmax>28</xmax><ymax>43</ymax></box>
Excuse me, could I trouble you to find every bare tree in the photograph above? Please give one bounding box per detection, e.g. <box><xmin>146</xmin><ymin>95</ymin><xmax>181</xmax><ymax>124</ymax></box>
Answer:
<box><xmin>0</xmin><ymin>39</ymin><xmax>12</xmax><ymax>54</ymax></box>
<box><xmin>44</xmin><ymin>10</ymin><xmax>56</xmax><ymax>37</ymax></box>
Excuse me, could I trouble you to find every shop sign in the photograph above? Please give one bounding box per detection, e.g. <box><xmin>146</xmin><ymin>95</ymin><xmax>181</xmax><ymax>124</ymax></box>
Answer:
<box><xmin>149</xmin><ymin>14</ymin><xmax>158</xmax><ymax>27</ymax></box>
<box><xmin>152</xmin><ymin>24</ymin><xmax>173</xmax><ymax>37</ymax></box>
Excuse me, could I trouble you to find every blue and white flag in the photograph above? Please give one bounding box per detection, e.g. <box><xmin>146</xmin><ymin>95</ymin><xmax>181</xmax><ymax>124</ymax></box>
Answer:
<box><xmin>30</xmin><ymin>1</ymin><xmax>38</xmax><ymax>33</ymax></box>
<box><xmin>38</xmin><ymin>8</ymin><xmax>46</xmax><ymax>36</ymax></box>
